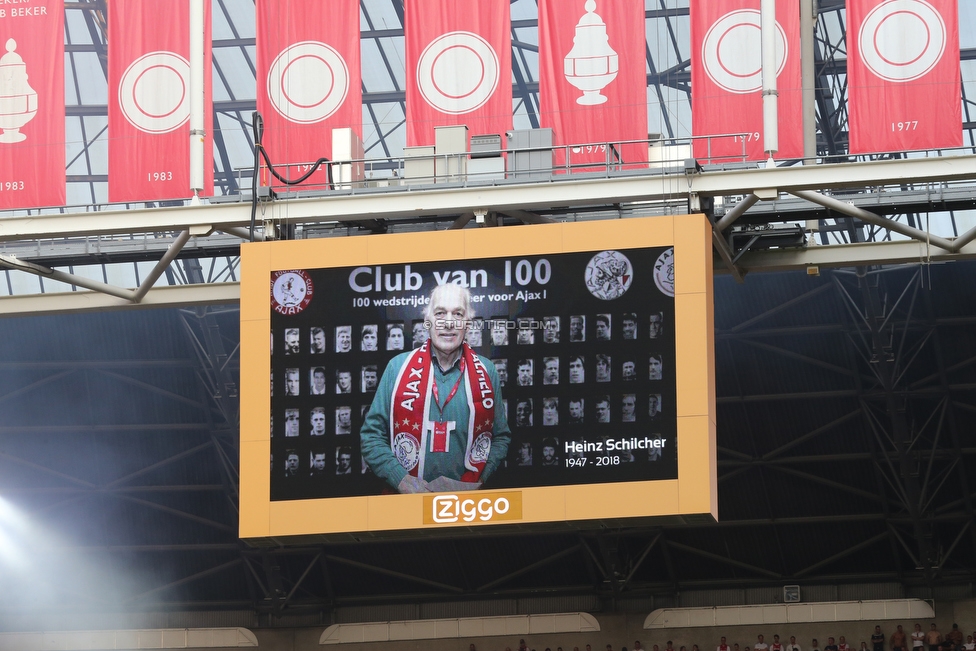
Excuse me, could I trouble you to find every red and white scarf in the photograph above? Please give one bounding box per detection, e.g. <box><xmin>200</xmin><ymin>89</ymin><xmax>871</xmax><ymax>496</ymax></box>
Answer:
<box><xmin>389</xmin><ymin>341</ymin><xmax>495</xmax><ymax>482</ymax></box>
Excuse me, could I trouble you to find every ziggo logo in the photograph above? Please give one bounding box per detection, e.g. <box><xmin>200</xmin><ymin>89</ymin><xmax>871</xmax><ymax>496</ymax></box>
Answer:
<box><xmin>423</xmin><ymin>491</ymin><xmax>522</xmax><ymax>524</ymax></box>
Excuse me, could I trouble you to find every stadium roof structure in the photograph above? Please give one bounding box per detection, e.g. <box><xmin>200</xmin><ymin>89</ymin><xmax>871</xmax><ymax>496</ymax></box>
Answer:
<box><xmin>1</xmin><ymin>0</ymin><xmax>976</xmax><ymax>626</ymax></box>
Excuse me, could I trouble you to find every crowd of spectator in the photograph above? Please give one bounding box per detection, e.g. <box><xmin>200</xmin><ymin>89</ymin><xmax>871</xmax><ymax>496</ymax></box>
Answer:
<box><xmin>494</xmin><ymin>623</ymin><xmax>976</xmax><ymax>651</ymax></box>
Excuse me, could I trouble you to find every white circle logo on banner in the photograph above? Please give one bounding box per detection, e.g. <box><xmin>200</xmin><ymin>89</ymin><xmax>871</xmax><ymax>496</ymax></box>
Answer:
<box><xmin>417</xmin><ymin>31</ymin><xmax>499</xmax><ymax>114</ymax></box>
<box><xmin>267</xmin><ymin>41</ymin><xmax>349</xmax><ymax>124</ymax></box>
<box><xmin>858</xmin><ymin>0</ymin><xmax>946</xmax><ymax>82</ymax></box>
<box><xmin>702</xmin><ymin>10</ymin><xmax>788</xmax><ymax>94</ymax></box>
<box><xmin>119</xmin><ymin>51</ymin><xmax>190</xmax><ymax>133</ymax></box>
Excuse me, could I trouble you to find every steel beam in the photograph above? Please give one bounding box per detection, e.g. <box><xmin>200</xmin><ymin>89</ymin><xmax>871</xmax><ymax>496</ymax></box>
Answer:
<box><xmin>790</xmin><ymin>190</ymin><xmax>957</xmax><ymax>251</ymax></box>
<box><xmin>323</xmin><ymin>554</ymin><xmax>463</xmax><ymax>594</ymax></box>
<box><xmin>475</xmin><ymin>545</ymin><xmax>581</xmax><ymax>592</ymax></box>
<box><xmin>665</xmin><ymin>540</ymin><xmax>782</xmax><ymax>578</ymax></box>
<box><xmin>1</xmin><ymin>157</ymin><xmax>974</xmax><ymax>242</ymax></box>
<box><xmin>0</xmin><ymin>283</ymin><xmax>239</xmax><ymax>316</ymax></box>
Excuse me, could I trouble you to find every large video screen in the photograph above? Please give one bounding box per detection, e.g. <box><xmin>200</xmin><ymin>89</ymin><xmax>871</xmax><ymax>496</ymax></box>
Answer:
<box><xmin>240</xmin><ymin>216</ymin><xmax>715</xmax><ymax>539</ymax></box>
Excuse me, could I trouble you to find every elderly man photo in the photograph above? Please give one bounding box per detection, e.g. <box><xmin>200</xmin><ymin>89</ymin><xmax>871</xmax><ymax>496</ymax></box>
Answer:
<box><xmin>361</xmin><ymin>284</ymin><xmax>511</xmax><ymax>494</ymax></box>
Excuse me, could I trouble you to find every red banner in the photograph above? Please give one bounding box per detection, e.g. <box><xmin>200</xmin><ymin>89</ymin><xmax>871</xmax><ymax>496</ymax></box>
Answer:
<box><xmin>108</xmin><ymin>0</ymin><xmax>213</xmax><ymax>203</ymax></box>
<box><xmin>0</xmin><ymin>0</ymin><xmax>64</xmax><ymax>209</ymax></box>
<box><xmin>539</xmin><ymin>0</ymin><xmax>647</xmax><ymax>169</ymax></box>
<box><xmin>847</xmin><ymin>0</ymin><xmax>961</xmax><ymax>154</ymax></box>
<box><xmin>256</xmin><ymin>0</ymin><xmax>361</xmax><ymax>188</ymax></box>
<box><xmin>690</xmin><ymin>0</ymin><xmax>803</xmax><ymax>162</ymax></box>
<box><xmin>404</xmin><ymin>0</ymin><xmax>512</xmax><ymax>147</ymax></box>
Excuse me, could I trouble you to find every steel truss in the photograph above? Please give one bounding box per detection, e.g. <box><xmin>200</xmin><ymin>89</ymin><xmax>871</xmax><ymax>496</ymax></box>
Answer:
<box><xmin>3</xmin><ymin>0</ymin><xmax>976</xmax><ymax>618</ymax></box>
<box><xmin>29</xmin><ymin>1</ymin><xmax>975</xmax><ymax>300</ymax></box>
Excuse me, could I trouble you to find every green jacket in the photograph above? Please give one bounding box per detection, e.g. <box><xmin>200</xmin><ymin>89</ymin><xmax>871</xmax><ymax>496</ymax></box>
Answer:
<box><xmin>361</xmin><ymin>351</ymin><xmax>511</xmax><ymax>489</ymax></box>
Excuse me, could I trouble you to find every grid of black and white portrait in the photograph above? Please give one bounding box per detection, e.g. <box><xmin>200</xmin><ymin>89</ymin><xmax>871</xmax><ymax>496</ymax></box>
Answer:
<box><xmin>485</xmin><ymin>306</ymin><xmax>675</xmax><ymax>489</ymax></box>
<box><xmin>270</xmin><ymin>322</ymin><xmax>413</xmax><ymax>499</ymax></box>
<box><xmin>269</xmin><ymin>246</ymin><xmax>678</xmax><ymax>500</ymax></box>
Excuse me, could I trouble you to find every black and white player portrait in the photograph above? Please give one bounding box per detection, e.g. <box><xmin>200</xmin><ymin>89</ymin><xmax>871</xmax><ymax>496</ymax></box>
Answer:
<box><xmin>335</xmin><ymin>446</ymin><xmax>353</xmax><ymax>475</ymax></box>
<box><xmin>622</xmin><ymin>394</ymin><xmax>636</xmax><ymax>422</ymax></box>
<box><xmin>284</xmin><ymin>450</ymin><xmax>300</xmax><ymax>477</ymax></box>
<box><xmin>595</xmin><ymin>354</ymin><xmax>611</xmax><ymax>383</ymax></box>
<box><xmin>465</xmin><ymin>317</ymin><xmax>483</xmax><ymax>347</ymax></box>
<box><xmin>622</xmin><ymin>360</ymin><xmax>637</xmax><ymax>381</ymax></box>
<box><xmin>649</xmin><ymin>394</ymin><xmax>662</xmax><ymax>418</ymax></box>
<box><xmin>310</xmin><ymin>367</ymin><xmax>327</xmax><ymax>395</ymax></box>
<box><xmin>284</xmin><ymin>328</ymin><xmax>300</xmax><ymax>355</ymax></box>
<box><xmin>542</xmin><ymin>357</ymin><xmax>559</xmax><ymax>385</ymax></box>
<box><xmin>310</xmin><ymin>327</ymin><xmax>327</xmax><ymax>354</ymax></box>
<box><xmin>335</xmin><ymin>405</ymin><xmax>352</xmax><ymax>434</ymax></box>
<box><xmin>649</xmin><ymin>354</ymin><xmax>663</xmax><ymax>380</ymax></box>
<box><xmin>516</xmin><ymin>358</ymin><xmax>534</xmax><ymax>387</ymax></box>
<box><xmin>542</xmin><ymin>316</ymin><xmax>560</xmax><ymax>343</ymax></box>
<box><xmin>411</xmin><ymin>319</ymin><xmax>427</xmax><ymax>348</ymax></box>
<box><xmin>516</xmin><ymin>318</ymin><xmax>535</xmax><ymax>345</ymax></box>
<box><xmin>284</xmin><ymin>368</ymin><xmax>300</xmax><ymax>396</ymax></box>
<box><xmin>568</xmin><ymin>355</ymin><xmax>585</xmax><ymax>384</ymax></box>
<box><xmin>622</xmin><ymin>313</ymin><xmax>637</xmax><ymax>340</ymax></box>
<box><xmin>567</xmin><ymin>398</ymin><xmax>584</xmax><ymax>424</ymax></box>
<box><xmin>595</xmin><ymin>396</ymin><xmax>611</xmax><ymax>423</ymax></box>
<box><xmin>309</xmin><ymin>450</ymin><xmax>327</xmax><ymax>476</ymax></box>
<box><xmin>541</xmin><ymin>437</ymin><xmax>559</xmax><ymax>466</ymax></box>
<box><xmin>569</xmin><ymin>315</ymin><xmax>585</xmax><ymax>342</ymax></box>
<box><xmin>361</xmin><ymin>365</ymin><xmax>378</xmax><ymax>392</ymax></box>
<box><xmin>335</xmin><ymin>369</ymin><xmax>352</xmax><ymax>394</ymax></box>
<box><xmin>386</xmin><ymin>322</ymin><xmax>405</xmax><ymax>351</ymax></box>
<box><xmin>514</xmin><ymin>398</ymin><xmax>533</xmax><ymax>427</ymax></box>
<box><xmin>335</xmin><ymin>325</ymin><xmax>352</xmax><ymax>353</ymax></box>
<box><xmin>517</xmin><ymin>441</ymin><xmax>533</xmax><ymax>466</ymax></box>
<box><xmin>490</xmin><ymin>317</ymin><xmax>509</xmax><ymax>346</ymax></box>
<box><xmin>308</xmin><ymin>407</ymin><xmax>325</xmax><ymax>436</ymax></box>
<box><xmin>493</xmin><ymin>358</ymin><xmax>508</xmax><ymax>388</ymax></box>
<box><xmin>284</xmin><ymin>408</ymin><xmax>300</xmax><ymax>437</ymax></box>
<box><xmin>360</xmin><ymin>324</ymin><xmax>378</xmax><ymax>352</ymax></box>
<box><xmin>542</xmin><ymin>397</ymin><xmax>558</xmax><ymax>426</ymax></box>
<box><xmin>310</xmin><ymin>407</ymin><xmax>327</xmax><ymax>436</ymax></box>
<box><xmin>649</xmin><ymin>312</ymin><xmax>664</xmax><ymax>339</ymax></box>
<box><xmin>595</xmin><ymin>314</ymin><xmax>611</xmax><ymax>341</ymax></box>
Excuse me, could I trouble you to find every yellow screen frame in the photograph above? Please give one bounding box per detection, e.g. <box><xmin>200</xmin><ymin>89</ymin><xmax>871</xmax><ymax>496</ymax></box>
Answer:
<box><xmin>240</xmin><ymin>215</ymin><xmax>716</xmax><ymax>540</ymax></box>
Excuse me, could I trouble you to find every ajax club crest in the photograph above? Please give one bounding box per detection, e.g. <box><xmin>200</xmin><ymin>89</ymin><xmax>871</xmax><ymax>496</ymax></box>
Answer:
<box><xmin>394</xmin><ymin>432</ymin><xmax>421</xmax><ymax>471</ymax></box>
<box><xmin>654</xmin><ymin>248</ymin><xmax>675</xmax><ymax>297</ymax></box>
<box><xmin>271</xmin><ymin>270</ymin><xmax>314</xmax><ymax>315</ymax></box>
<box><xmin>584</xmin><ymin>250</ymin><xmax>633</xmax><ymax>300</ymax></box>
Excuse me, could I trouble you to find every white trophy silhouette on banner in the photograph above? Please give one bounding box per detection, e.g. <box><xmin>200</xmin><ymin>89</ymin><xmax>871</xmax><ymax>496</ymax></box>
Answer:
<box><xmin>564</xmin><ymin>0</ymin><xmax>618</xmax><ymax>105</ymax></box>
<box><xmin>0</xmin><ymin>38</ymin><xmax>38</xmax><ymax>143</ymax></box>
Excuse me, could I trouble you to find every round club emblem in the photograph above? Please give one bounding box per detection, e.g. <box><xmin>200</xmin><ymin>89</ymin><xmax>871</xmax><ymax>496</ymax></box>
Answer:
<box><xmin>271</xmin><ymin>270</ymin><xmax>314</xmax><ymax>315</ymax></box>
<box><xmin>393</xmin><ymin>432</ymin><xmax>421</xmax><ymax>471</ymax></box>
<box><xmin>702</xmin><ymin>10</ymin><xmax>788</xmax><ymax>94</ymax></box>
<box><xmin>267</xmin><ymin>41</ymin><xmax>350</xmax><ymax>123</ymax></box>
<box><xmin>417</xmin><ymin>31</ymin><xmax>500</xmax><ymax>114</ymax></box>
<box><xmin>469</xmin><ymin>432</ymin><xmax>491</xmax><ymax>464</ymax></box>
<box><xmin>858</xmin><ymin>0</ymin><xmax>946</xmax><ymax>82</ymax></box>
<box><xmin>654</xmin><ymin>248</ymin><xmax>675</xmax><ymax>297</ymax></box>
<box><xmin>585</xmin><ymin>251</ymin><xmax>634</xmax><ymax>301</ymax></box>
<box><xmin>119</xmin><ymin>51</ymin><xmax>191</xmax><ymax>133</ymax></box>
